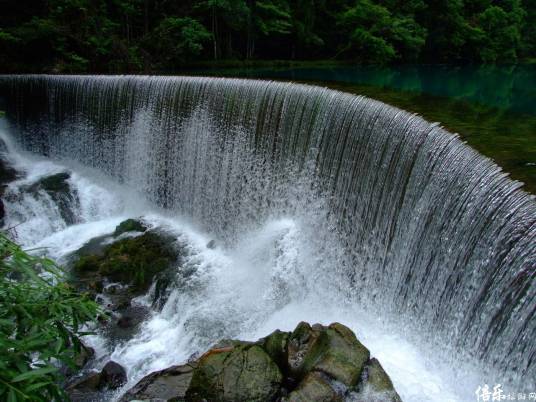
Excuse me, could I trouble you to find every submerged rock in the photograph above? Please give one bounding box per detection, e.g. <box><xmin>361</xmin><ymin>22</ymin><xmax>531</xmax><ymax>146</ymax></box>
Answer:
<box><xmin>206</xmin><ymin>239</ymin><xmax>216</xmax><ymax>249</ymax></box>
<box><xmin>120</xmin><ymin>322</ymin><xmax>401</xmax><ymax>402</ymax></box>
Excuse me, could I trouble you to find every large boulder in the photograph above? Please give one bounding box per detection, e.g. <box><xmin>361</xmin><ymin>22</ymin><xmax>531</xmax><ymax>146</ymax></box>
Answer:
<box><xmin>100</xmin><ymin>361</ymin><xmax>127</xmax><ymax>389</ymax></box>
<box><xmin>120</xmin><ymin>322</ymin><xmax>401</xmax><ymax>402</ymax></box>
<box><xmin>73</xmin><ymin>230</ymin><xmax>179</xmax><ymax>293</ymax></box>
<box><xmin>287</xmin><ymin>322</ymin><xmax>369</xmax><ymax>387</ymax></box>
<box><xmin>186</xmin><ymin>344</ymin><xmax>283</xmax><ymax>401</ymax></box>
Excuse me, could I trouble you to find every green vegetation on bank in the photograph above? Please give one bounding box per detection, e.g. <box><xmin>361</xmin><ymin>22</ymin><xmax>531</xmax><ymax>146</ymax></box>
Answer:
<box><xmin>0</xmin><ymin>232</ymin><xmax>99</xmax><ymax>401</ymax></box>
<box><xmin>0</xmin><ymin>0</ymin><xmax>534</xmax><ymax>73</ymax></box>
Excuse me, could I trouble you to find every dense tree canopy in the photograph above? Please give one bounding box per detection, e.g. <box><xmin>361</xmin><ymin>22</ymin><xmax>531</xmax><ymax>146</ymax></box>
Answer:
<box><xmin>0</xmin><ymin>0</ymin><xmax>534</xmax><ymax>72</ymax></box>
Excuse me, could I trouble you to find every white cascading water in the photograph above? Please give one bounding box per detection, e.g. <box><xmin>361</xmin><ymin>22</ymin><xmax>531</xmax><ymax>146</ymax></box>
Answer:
<box><xmin>0</xmin><ymin>75</ymin><xmax>534</xmax><ymax>402</ymax></box>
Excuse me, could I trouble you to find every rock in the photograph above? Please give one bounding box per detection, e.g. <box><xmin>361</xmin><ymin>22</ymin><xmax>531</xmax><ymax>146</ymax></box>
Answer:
<box><xmin>37</xmin><ymin>172</ymin><xmax>71</xmax><ymax>193</ymax></box>
<box><xmin>186</xmin><ymin>344</ymin><xmax>283</xmax><ymax>402</ymax></box>
<box><xmin>119</xmin><ymin>363</ymin><xmax>197</xmax><ymax>402</ymax></box>
<box><xmin>66</xmin><ymin>371</ymin><xmax>102</xmax><ymax>393</ymax></box>
<box><xmin>116</xmin><ymin>305</ymin><xmax>148</xmax><ymax>329</ymax></box>
<box><xmin>355</xmin><ymin>358</ymin><xmax>402</xmax><ymax>402</ymax></box>
<box><xmin>286</xmin><ymin>371</ymin><xmax>342</xmax><ymax>402</ymax></box>
<box><xmin>114</xmin><ymin>219</ymin><xmax>147</xmax><ymax>237</ymax></box>
<box><xmin>73</xmin><ymin>231</ymin><xmax>179</xmax><ymax>293</ymax></box>
<box><xmin>74</xmin><ymin>344</ymin><xmax>96</xmax><ymax>369</ymax></box>
<box><xmin>260</xmin><ymin>329</ymin><xmax>289</xmax><ymax>370</ymax></box>
<box><xmin>100</xmin><ymin>361</ymin><xmax>127</xmax><ymax>389</ymax></box>
<box><xmin>119</xmin><ymin>323</ymin><xmax>402</xmax><ymax>402</ymax></box>
<box><xmin>287</xmin><ymin>322</ymin><xmax>369</xmax><ymax>387</ymax></box>
<box><xmin>28</xmin><ymin>172</ymin><xmax>79</xmax><ymax>225</ymax></box>
<box><xmin>0</xmin><ymin>150</ymin><xmax>19</xmax><ymax>221</ymax></box>
<box><xmin>206</xmin><ymin>239</ymin><xmax>216</xmax><ymax>249</ymax></box>
<box><xmin>0</xmin><ymin>157</ymin><xmax>18</xmax><ymax>186</ymax></box>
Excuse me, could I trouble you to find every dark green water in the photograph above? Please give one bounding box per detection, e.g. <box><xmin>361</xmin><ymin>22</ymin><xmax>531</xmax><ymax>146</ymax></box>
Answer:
<box><xmin>194</xmin><ymin>64</ymin><xmax>536</xmax><ymax>193</ymax></box>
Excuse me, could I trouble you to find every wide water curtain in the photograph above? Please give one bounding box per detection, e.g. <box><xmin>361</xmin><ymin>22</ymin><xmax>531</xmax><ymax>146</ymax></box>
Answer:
<box><xmin>1</xmin><ymin>75</ymin><xmax>535</xmax><ymax>391</ymax></box>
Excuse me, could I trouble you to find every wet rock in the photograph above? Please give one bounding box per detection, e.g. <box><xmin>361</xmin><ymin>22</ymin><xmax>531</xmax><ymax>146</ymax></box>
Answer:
<box><xmin>186</xmin><ymin>344</ymin><xmax>283</xmax><ymax>402</ymax></box>
<box><xmin>116</xmin><ymin>305</ymin><xmax>149</xmax><ymax>329</ymax></box>
<box><xmin>114</xmin><ymin>218</ymin><xmax>147</xmax><ymax>237</ymax></box>
<box><xmin>287</xmin><ymin>322</ymin><xmax>369</xmax><ymax>387</ymax></box>
<box><xmin>65</xmin><ymin>371</ymin><xmax>102</xmax><ymax>392</ymax></box>
<box><xmin>353</xmin><ymin>358</ymin><xmax>402</xmax><ymax>402</ymax></box>
<box><xmin>0</xmin><ymin>157</ymin><xmax>17</xmax><ymax>187</ymax></box>
<box><xmin>100</xmin><ymin>361</ymin><xmax>127</xmax><ymax>389</ymax></box>
<box><xmin>120</xmin><ymin>322</ymin><xmax>401</xmax><ymax>402</ymax></box>
<box><xmin>260</xmin><ymin>329</ymin><xmax>289</xmax><ymax>369</ymax></box>
<box><xmin>73</xmin><ymin>231</ymin><xmax>179</xmax><ymax>293</ymax></box>
<box><xmin>206</xmin><ymin>239</ymin><xmax>216</xmax><ymax>249</ymax></box>
<box><xmin>119</xmin><ymin>363</ymin><xmax>197</xmax><ymax>402</ymax></box>
<box><xmin>74</xmin><ymin>344</ymin><xmax>96</xmax><ymax>370</ymax></box>
<box><xmin>29</xmin><ymin>172</ymin><xmax>80</xmax><ymax>225</ymax></box>
<box><xmin>286</xmin><ymin>371</ymin><xmax>342</xmax><ymax>402</ymax></box>
<box><xmin>0</xmin><ymin>148</ymin><xmax>19</xmax><ymax>221</ymax></box>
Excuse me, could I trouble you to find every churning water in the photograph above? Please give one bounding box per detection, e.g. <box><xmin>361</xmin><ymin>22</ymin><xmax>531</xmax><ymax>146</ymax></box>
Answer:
<box><xmin>0</xmin><ymin>75</ymin><xmax>534</xmax><ymax>402</ymax></box>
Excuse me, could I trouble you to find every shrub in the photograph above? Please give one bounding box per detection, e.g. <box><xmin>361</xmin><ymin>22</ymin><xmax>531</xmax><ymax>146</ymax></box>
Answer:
<box><xmin>0</xmin><ymin>232</ymin><xmax>100</xmax><ymax>401</ymax></box>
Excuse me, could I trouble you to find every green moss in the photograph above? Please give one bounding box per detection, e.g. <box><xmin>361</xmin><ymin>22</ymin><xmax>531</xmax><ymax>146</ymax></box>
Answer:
<box><xmin>37</xmin><ymin>172</ymin><xmax>71</xmax><ymax>194</ymax></box>
<box><xmin>187</xmin><ymin>345</ymin><xmax>282</xmax><ymax>402</ymax></box>
<box><xmin>74</xmin><ymin>255</ymin><xmax>101</xmax><ymax>272</ymax></box>
<box><xmin>260</xmin><ymin>329</ymin><xmax>289</xmax><ymax>370</ymax></box>
<box><xmin>73</xmin><ymin>231</ymin><xmax>178</xmax><ymax>292</ymax></box>
<box><xmin>114</xmin><ymin>219</ymin><xmax>147</xmax><ymax>236</ymax></box>
<box><xmin>362</xmin><ymin>358</ymin><xmax>402</xmax><ymax>402</ymax></box>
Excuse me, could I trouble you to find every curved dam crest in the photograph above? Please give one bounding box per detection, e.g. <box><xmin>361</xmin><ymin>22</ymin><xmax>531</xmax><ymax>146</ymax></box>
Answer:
<box><xmin>0</xmin><ymin>75</ymin><xmax>534</xmax><ymax>395</ymax></box>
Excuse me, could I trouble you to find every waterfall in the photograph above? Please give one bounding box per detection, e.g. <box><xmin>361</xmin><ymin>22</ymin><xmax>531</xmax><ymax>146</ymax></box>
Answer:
<box><xmin>1</xmin><ymin>75</ymin><xmax>534</xmax><ymax>395</ymax></box>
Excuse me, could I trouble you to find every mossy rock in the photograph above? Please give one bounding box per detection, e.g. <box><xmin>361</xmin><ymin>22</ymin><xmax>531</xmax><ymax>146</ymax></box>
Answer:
<box><xmin>287</xmin><ymin>322</ymin><xmax>369</xmax><ymax>387</ymax></box>
<box><xmin>187</xmin><ymin>344</ymin><xmax>283</xmax><ymax>402</ymax></box>
<box><xmin>74</xmin><ymin>231</ymin><xmax>179</xmax><ymax>293</ymax></box>
<box><xmin>260</xmin><ymin>329</ymin><xmax>289</xmax><ymax>371</ymax></box>
<box><xmin>37</xmin><ymin>172</ymin><xmax>71</xmax><ymax>194</ymax></box>
<box><xmin>114</xmin><ymin>219</ymin><xmax>147</xmax><ymax>237</ymax></box>
<box><xmin>357</xmin><ymin>358</ymin><xmax>402</xmax><ymax>402</ymax></box>
<box><xmin>286</xmin><ymin>372</ymin><xmax>341</xmax><ymax>402</ymax></box>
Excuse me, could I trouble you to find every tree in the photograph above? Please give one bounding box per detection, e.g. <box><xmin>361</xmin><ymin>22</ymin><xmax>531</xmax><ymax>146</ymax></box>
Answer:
<box><xmin>478</xmin><ymin>0</ymin><xmax>525</xmax><ymax>63</ymax></box>
<box><xmin>337</xmin><ymin>0</ymin><xmax>426</xmax><ymax>63</ymax></box>
<box><xmin>152</xmin><ymin>17</ymin><xmax>211</xmax><ymax>67</ymax></box>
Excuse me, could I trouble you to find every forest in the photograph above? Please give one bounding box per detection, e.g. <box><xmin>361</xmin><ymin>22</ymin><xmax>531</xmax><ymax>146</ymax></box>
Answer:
<box><xmin>0</xmin><ymin>0</ymin><xmax>535</xmax><ymax>73</ymax></box>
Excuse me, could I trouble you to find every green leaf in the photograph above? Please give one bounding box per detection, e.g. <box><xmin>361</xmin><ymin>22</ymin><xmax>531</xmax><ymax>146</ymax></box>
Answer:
<box><xmin>11</xmin><ymin>367</ymin><xmax>57</xmax><ymax>382</ymax></box>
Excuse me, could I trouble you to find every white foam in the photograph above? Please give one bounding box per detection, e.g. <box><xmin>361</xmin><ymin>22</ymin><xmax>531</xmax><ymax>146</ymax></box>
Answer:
<box><xmin>0</xmin><ymin>124</ymin><xmax>482</xmax><ymax>402</ymax></box>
